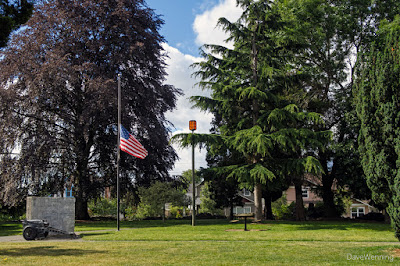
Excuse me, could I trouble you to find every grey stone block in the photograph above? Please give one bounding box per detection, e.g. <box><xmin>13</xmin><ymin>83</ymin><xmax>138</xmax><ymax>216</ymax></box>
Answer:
<box><xmin>26</xmin><ymin>197</ymin><xmax>75</xmax><ymax>234</ymax></box>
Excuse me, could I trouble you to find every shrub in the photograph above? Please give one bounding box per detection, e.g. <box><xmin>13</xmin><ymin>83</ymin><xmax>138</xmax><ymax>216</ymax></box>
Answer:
<box><xmin>135</xmin><ymin>203</ymin><xmax>158</xmax><ymax>220</ymax></box>
<box><xmin>134</xmin><ymin>182</ymin><xmax>188</xmax><ymax>220</ymax></box>
<box><xmin>356</xmin><ymin>212</ymin><xmax>385</xmax><ymax>221</ymax></box>
<box><xmin>306</xmin><ymin>202</ymin><xmax>325</xmax><ymax>219</ymax></box>
<box><xmin>0</xmin><ymin>205</ymin><xmax>25</xmax><ymax>221</ymax></box>
<box><xmin>124</xmin><ymin>205</ymin><xmax>137</xmax><ymax>220</ymax></box>
<box><xmin>199</xmin><ymin>182</ymin><xmax>220</xmax><ymax>215</ymax></box>
<box><xmin>169</xmin><ymin>206</ymin><xmax>186</xmax><ymax>219</ymax></box>
<box><xmin>88</xmin><ymin>198</ymin><xmax>117</xmax><ymax>218</ymax></box>
<box><xmin>272</xmin><ymin>202</ymin><xmax>295</xmax><ymax>220</ymax></box>
<box><xmin>0</xmin><ymin>213</ymin><xmax>13</xmax><ymax>221</ymax></box>
<box><xmin>271</xmin><ymin>194</ymin><xmax>295</xmax><ymax>220</ymax></box>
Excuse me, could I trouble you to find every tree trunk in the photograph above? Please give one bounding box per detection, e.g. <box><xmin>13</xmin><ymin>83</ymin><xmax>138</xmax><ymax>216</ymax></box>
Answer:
<box><xmin>75</xmin><ymin>196</ymin><xmax>90</xmax><ymax>220</ymax></box>
<box><xmin>319</xmin><ymin>152</ymin><xmax>338</xmax><ymax>218</ymax></box>
<box><xmin>321</xmin><ymin>173</ymin><xmax>338</xmax><ymax>218</ymax></box>
<box><xmin>384</xmin><ymin>208</ymin><xmax>391</xmax><ymax>224</ymax></box>
<box><xmin>293</xmin><ymin>178</ymin><xmax>306</xmax><ymax>221</ymax></box>
<box><xmin>162</xmin><ymin>205</ymin><xmax>166</xmax><ymax>222</ymax></box>
<box><xmin>74</xmin><ymin>175</ymin><xmax>90</xmax><ymax>220</ymax></box>
<box><xmin>254</xmin><ymin>183</ymin><xmax>263</xmax><ymax>221</ymax></box>
<box><xmin>229</xmin><ymin>202</ymin><xmax>234</xmax><ymax>221</ymax></box>
<box><xmin>73</xmin><ymin>131</ymin><xmax>91</xmax><ymax>220</ymax></box>
<box><xmin>250</xmin><ymin>22</ymin><xmax>263</xmax><ymax>223</ymax></box>
<box><xmin>264</xmin><ymin>194</ymin><xmax>274</xmax><ymax>220</ymax></box>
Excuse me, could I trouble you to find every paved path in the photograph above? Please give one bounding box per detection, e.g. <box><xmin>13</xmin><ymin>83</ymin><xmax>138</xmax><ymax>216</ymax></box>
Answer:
<box><xmin>0</xmin><ymin>234</ymin><xmax>83</xmax><ymax>242</ymax></box>
<box><xmin>0</xmin><ymin>235</ymin><xmax>24</xmax><ymax>242</ymax></box>
<box><xmin>0</xmin><ymin>229</ymin><xmax>120</xmax><ymax>242</ymax></box>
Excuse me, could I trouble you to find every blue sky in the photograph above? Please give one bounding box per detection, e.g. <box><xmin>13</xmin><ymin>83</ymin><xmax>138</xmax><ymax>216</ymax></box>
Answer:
<box><xmin>143</xmin><ymin>0</ymin><xmax>242</xmax><ymax>175</ymax></box>
<box><xmin>145</xmin><ymin>0</ymin><xmax>204</xmax><ymax>56</ymax></box>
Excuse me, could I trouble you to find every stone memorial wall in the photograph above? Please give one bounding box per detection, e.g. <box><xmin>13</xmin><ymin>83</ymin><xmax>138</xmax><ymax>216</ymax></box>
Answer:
<box><xmin>26</xmin><ymin>196</ymin><xmax>75</xmax><ymax>234</ymax></box>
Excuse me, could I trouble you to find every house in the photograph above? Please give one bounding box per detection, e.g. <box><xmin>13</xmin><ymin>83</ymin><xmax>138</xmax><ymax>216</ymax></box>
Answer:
<box><xmin>223</xmin><ymin>189</ymin><xmax>261</xmax><ymax>216</ymax></box>
<box><xmin>285</xmin><ymin>177</ymin><xmax>380</xmax><ymax>219</ymax></box>
<box><xmin>185</xmin><ymin>181</ymin><xmax>203</xmax><ymax>214</ymax></box>
<box><xmin>342</xmin><ymin>198</ymin><xmax>379</xmax><ymax>219</ymax></box>
<box><xmin>285</xmin><ymin>178</ymin><xmax>321</xmax><ymax>208</ymax></box>
<box><xmin>184</xmin><ymin>181</ymin><xmax>258</xmax><ymax>217</ymax></box>
<box><xmin>226</xmin><ymin>176</ymin><xmax>379</xmax><ymax>219</ymax></box>
<box><xmin>186</xmin><ymin>175</ymin><xmax>379</xmax><ymax>219</ymax></box>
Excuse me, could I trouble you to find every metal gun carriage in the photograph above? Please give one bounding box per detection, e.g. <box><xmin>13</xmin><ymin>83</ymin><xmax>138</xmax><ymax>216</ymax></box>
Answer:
<box><xmin>22</xmin><ymin>220</ymin><xmax>49</xmax><ymax>240</ymax></box>
<box><xmin>22</xmin><ymin>219</ymin><xmax>77</xmax><ymax>240</ymax></box>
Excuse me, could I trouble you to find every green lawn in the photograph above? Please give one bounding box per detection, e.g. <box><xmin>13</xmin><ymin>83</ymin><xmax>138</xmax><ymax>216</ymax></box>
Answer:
<box><xmin>1</xmin><ymin>219</ymin><xmax>400</xmax><ymax>265</ymax></box>
<box><xmin>0</xmin><ymin>222</ymin><xmax>22</xmax><ymax>237</ymax></box>
<box><xmin>77</xmin><ymin>219</ymin><xmax>398</xmax><ymax>242</ymax></box>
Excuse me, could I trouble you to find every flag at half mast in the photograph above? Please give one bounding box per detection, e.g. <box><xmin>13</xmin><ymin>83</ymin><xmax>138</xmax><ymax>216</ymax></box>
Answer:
<box><xmin>120</xmin><ymin>125</ymin><xmax>148</xmax><ymax>159</ymax></box>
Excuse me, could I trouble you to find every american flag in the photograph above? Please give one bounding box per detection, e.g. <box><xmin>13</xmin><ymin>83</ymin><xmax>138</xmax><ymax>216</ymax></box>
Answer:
<box><xmin>120</xmin><ymin>125</ymin><xmax>148</xmax><ymax>159</ymax></box>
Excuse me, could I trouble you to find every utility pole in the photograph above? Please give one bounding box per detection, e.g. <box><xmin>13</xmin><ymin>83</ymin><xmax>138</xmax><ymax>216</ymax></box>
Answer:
<box><xmin>189</xmin><ymin>120</ymin><xmax>197</xmax><ymax>226</ymax></box>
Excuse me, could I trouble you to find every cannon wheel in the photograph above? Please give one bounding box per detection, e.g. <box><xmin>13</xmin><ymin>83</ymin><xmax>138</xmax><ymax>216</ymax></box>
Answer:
<box><xmin>23</xmin><ymin>226</ymin><xmax>37</xmax><ymax>241</ymax></box>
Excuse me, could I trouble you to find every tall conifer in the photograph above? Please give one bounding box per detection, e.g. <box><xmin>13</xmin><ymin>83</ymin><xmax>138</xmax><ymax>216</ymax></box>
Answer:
<box><xmin>355</xmin><ymin>17</ymin><xmax>400</xmax><ymax>239</ymax></box>
<box><xmin>173</xmin><ymin>0</ymin><xmax>330</xmax><ymax>221</ymax></box>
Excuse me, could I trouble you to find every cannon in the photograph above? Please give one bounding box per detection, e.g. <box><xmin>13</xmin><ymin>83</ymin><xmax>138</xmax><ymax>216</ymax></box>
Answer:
<box><xmin>22</xmin><ymin>219</ymin><xmax>78</xmax><ymax>240</ymax></box>
<box><xmin>22</xmin><ymin>220</ymin><xmax>49</xmax><ymax>240</ymax></box>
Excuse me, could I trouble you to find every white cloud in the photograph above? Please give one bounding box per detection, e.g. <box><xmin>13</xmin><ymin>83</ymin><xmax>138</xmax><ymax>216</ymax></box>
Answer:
<box><xmin>162</xmin><ymin>44</ymin><xmax>211</xmax><ymax>132</ymax></box>
<box><xmin>163</xmin><ymin>0</ymin><xmax>242</xmax><ymax>176</ymax></box>
<box><xmin>193</xmin><ymin>0</ymin><xmax>242</xmax><ymax>48</ymax></box>
<box><xmin>163</xmin><ymin>43</ymin><xmax>212</xmax><ymax>175</ymax></box>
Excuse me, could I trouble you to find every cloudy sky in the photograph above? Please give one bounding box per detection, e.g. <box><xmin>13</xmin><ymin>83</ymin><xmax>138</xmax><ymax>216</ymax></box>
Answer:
<box><xmin>144</xmin><ymin>0</ymin><xmax>242</xmax><ymax>176</ymax></box>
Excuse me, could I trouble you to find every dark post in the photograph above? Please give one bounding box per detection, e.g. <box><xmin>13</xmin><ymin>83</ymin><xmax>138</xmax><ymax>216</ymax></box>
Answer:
<box><xmin>189</xmin><ymin>120</ymin><xmax>197</xmax><ymax>226</ymax></box>
<box><xmin>117</xmin><ymin>74</ymin><xmax>121</xmax><ymax>231</ymax></box>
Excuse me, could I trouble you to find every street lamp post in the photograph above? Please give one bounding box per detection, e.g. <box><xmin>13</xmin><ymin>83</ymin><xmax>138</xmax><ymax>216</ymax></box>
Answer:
<box><xmin>117</xmin><ymin>74</ymin><xmax>121</xmax><ymax>231</ymax></box>
<box><xmin>189</xmin><ymin>120</ymin><xmax>196</xmax><ymax>226</ymax></box>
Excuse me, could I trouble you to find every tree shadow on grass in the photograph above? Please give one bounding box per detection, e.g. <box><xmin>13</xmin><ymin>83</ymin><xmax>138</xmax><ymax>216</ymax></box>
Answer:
<box><xmin>0</xmin><ymin>222</ymin><xmax>22</xmax><ymax>236</ymax></box>
<box><xmin>79</xmin><ymin>232</ymin><xmax>114</xmax><ymax>238</ymax></box>
<box><xmin>270</xmin><ymin>220</ymin><xmax>392</xmax><ymax>232</ymax></box>
<box><xmin>76</xmin><ymin>219</ymin><xmax>229</xmax><ymax>230</ymax></box>
<box><xmin>0</xmin><ymin>246</ymin><xmax>105</xmax><ymax>257</ymax></box>
<box><xmin>296</xmin><ymin>223</ymin><xmax>350</xmax><ymax>231</ymax></box>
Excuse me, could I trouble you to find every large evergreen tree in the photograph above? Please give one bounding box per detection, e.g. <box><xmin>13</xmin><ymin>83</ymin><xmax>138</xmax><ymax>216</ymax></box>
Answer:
<box><xmin>173</xmin><ymin>0</ymin><xmax>330</xmax><ymax>221</ymax></box>
<box><xmin>355</xmin><ymin>17</ymin><xmax>400</xmax><ymax>240</ymax></box>
<box><xmin>0</xmin><ymin>0</ymin><xmax>180</xmax><ymax>219</ymax></box>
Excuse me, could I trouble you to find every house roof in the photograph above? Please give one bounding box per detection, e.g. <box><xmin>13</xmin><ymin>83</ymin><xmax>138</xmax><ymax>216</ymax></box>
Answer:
<box><xmin>241</xmin><ymin>195</ymin><xmax>254</xmax><ymax>203</ymax></box>
<box><xmin>304</xmin><ymin>173</ymin><xmax>322</xmax><ymax>186</ymax></box>
<box><xmin>352</xmin><ymin>198</ymin><xmax>374</xmax><ymax>208</ymax></box>
<box><xmin>300</xmin><ymin>174</ymin><xmax>337</xmax><ymax>190</ymax></box>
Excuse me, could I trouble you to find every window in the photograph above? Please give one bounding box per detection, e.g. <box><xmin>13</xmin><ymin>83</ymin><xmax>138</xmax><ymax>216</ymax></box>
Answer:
<box><xmin>351</xmin><ymin>207</ymin><xmax>365</xmax><ymax>218</ymax></box>
<box><xmin>243</xmin><ymin>189</ymin><xmax>251</xmax><ymax>196</ymax></box>
<box><xmin>233</xmin><ymin>206</ymin><xmax>252</xmax><ymax>214</ymax></box>
<box><xmin>302</xmin><ymin>187</ymin><xmax>309</xmax><ymax>198</ymax></box>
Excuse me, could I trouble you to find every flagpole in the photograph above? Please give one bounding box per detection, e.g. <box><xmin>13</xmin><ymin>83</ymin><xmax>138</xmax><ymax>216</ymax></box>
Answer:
<box><xmin>117</xmin><ymin>73</ymin><xmax>121</xmax><ymax>231</ymax></box>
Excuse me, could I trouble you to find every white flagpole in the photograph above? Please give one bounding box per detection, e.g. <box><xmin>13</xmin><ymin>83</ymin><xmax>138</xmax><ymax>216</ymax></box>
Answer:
<box><xmin>117</xmin><ymin>73</ymin><xmax>121</xmax><ymax>231</ymax></box>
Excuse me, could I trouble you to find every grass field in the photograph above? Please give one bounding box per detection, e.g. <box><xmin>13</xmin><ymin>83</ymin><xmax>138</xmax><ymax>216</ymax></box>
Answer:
<box><xmin>1</xmin><ymin>219</ymin><xmax>400</xmax><ymax>265</ymax></box>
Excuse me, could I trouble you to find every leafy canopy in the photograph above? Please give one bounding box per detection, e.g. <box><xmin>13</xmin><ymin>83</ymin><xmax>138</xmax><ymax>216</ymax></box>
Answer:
<box><xmin>0</xmin><ymin>0</ymin><xmax>180</xmax><ymax>216</ymax></box>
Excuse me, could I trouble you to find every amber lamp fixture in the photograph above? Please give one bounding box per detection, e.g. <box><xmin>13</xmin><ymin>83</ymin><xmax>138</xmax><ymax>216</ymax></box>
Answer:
<box><xmin>189</xmin><ymin>120</ymin><xmax>197</xmax><ymax>131</ymax></box>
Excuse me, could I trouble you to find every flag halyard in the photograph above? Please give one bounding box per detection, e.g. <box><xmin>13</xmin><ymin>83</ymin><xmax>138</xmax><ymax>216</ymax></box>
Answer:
<box><xmin>120</xmin><ymin>125</ymin><xmax>148</xmax><ymax>159</ymax></box>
